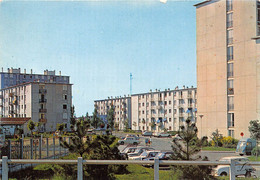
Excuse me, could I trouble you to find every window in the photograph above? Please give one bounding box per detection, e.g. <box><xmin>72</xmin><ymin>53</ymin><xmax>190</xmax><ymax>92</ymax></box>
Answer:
<box><xmin>63</xmin><ymin>104</ymin><xmax>67</xmax><ymax>110</ymax></box>
<box><xmin>227</xmin><ymin>79</ymin><xmax>234</xmax><ymax>95</ymax></box>
<box><xmin>169</xmin><ymin>118</ymin><xmax>171</xmax><ymax>122</ymax></box>
<box><xmin>169</xmin><ymin>101</ymin><xmax>171</xmax><ymax>105</ymax></box>
<box><xmin>227</xmin><ymin>63</ymin><xmax>234</xmax><ymax>78</ymax></box>
<box><xmin>169</xmin><ymin>109</ymin><xmax>172</xmax><ymax>113</ymax></box>
<box><xmin>146</xmin><ymin>102</ymin><xmax>149</xmax><ymax>107</ymax></box>
<box><xmin>228</xmin><ymin>96</ymin><xmax>234</xmax><ymax>111</ymax></box>
<box><xmin>142</xmin><ymin>103</ymin><xmax>144</xmax><ymax>106</ymax></box>
<box><xmin>227</xmin><ymin>13</ymin><xmax>233</xmax><ymax>28</ymax></box>
<box><xmin>227</xmin><ymin>0</ymin><xmax>232</xmax><ymax>12</ymax></box>
<box><xmin>228</xmin><ymin>130</ymin><xmax>234</xmax><ymax>138</ymax></box>
<box><xmin>164</xmin><ymin>101</ymin><xmax>167</xmax><ymax>105</ymax></box>
<box><xmin>257</xmin><ymin>1</ymin><xmax>260</xmax><ymax>35</ymax></box>
<box><xmin>63</xmin><ymin>85</ymin><xmax>67</xmax><ymax>91</ymax></box>
<box><xmin>227</xmin><ymin>29</ymin><xmax>233</xmax><ymax>45</ymax></box>
<box><xmin>142</xmin><ymin>110</ymin><xmax>144</xmax><ymax>114</ymax></box>
<box><xmin>227</xmin><ymin>46</ymin><xmax>233</xmax><ymax>61</ymax></box>
<box><xmin>228</xmin><ymin>113</ymin><xmax>234</xmax><ymax>127</ymax></box>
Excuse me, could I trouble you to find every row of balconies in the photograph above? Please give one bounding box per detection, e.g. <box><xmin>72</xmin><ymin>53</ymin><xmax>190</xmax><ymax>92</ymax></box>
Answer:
<box><xmin>39</xmin><ymin>109</ymin><xmax>47</xmax><ymax>113</ymax></box>
<box><xmin>39</xmin><ymin>89</ymin><xmax>47</xmax><ymax>94</ymax></box>
<box><xmin>39</xmin><ymin>118</ymin><xmax>47</xmax><ymax>123</ymax></box>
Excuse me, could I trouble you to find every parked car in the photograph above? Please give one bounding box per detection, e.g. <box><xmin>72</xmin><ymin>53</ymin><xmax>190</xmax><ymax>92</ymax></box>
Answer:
<box><xmin>154</xmin><ymin>132</ymin><xmax>171</xmax><ymax>138</ymax></box>
<box><xmin>120</xmin><ymin>146</ymin><xmax>138</xmax><ymax>159</ymax></box>
<box><xmin>142</xmin><ymin>151</ymin><xmax>173</xmax><ymax>167</ymax></box>
<box><xmin>129</xmin><ymin>150</ymin><xmax>161</xmax><ymax>160</ymax></box>
<box><xmin>213</xmin><ymin>156</ymin><xmax>257</xmax><ymax>177</ymax></box>
<box><xmin>142</xmin><ymin>131</ymin><xmax>153</xmax><ymax>136</ymax></box>
<box><xmin>173</xmin><ymin>134</ymin><xmax>182</xmax><ymax>140</ymax></box>
<box><xmin>126</xmin><ymin>134</ymin><xmax>140</xmax><ymax>140</ymax></box>
<box><xmin>127</xmin><ymin>147</ymin><xmax>154</xmax><ymax>158</ymax></box>
<box><xmin>118</xmin><ymin>137</ymin><xmax>140</xmax><ymax>145</ymax></box>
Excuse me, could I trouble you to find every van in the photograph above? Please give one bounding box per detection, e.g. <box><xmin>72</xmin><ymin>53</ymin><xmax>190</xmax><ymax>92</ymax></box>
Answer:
<box><xmin>236</xmin><ymin>138</ymin><xmax>256</xmax><ymax>156</ymax></box>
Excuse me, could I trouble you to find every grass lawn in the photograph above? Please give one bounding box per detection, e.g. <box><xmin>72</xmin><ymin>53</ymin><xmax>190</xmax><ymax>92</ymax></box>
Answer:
<box><xmin>248</xmin><ymin>156</ymin><xmax>260</xmax><ymax>161</ymax></box>
<box><xmin>202</xmin><ymin>146</ymin><xmax>236</xmax><ymax>151</ymax></box>
<box><xmin>115</xmin><ymin>164</ymin><xmax>178</xmax><ymax>180</ymax></box>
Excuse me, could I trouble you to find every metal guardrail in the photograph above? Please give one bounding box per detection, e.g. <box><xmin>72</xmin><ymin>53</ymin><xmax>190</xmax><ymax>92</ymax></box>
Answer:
<box><xmin>2</xmin><ymin>157</ymin><xmax>260</xmax><ymax>180</ymax></box>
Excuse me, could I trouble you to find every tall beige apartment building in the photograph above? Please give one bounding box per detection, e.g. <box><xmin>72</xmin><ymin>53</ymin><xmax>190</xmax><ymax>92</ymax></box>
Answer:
<box><xmin>0</xmin><ymin>82</ymin><xmax>72</xmax><ymax>134</ymax></box>
<box><xmin>196</xmin><ymin>0</ymin><xmax>260</xmax><ymax>139</ymax></box>
<box><xmin>94</xmin><ymin>96</ymin><xmax>132</xmax><ymax>130</ymax></box>
<box><xmin>131</xmin><ymin>87</ymin><xmax>197</xmax><ymax>132</ymax></box>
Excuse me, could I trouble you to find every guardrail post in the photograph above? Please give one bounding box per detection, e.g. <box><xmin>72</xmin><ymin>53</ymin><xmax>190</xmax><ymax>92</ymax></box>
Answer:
<box><xmin>59</xmin><ymin>138</ymin><xmax>61</xmax><ymax>157</ymax></box>
<box><xmin>229</xmin><ymin>159</ymin><xmax>235</xmax><ymax>180</ymax></box>
<box><xmin>20</xmin><ymin>137</ymin><xmax>23</xmax><ymax>159</ymax></box>
<box><xmin>30</xmin><ymin>139</ymin><xmax>33</xmax><ymax>159</ymax></box>
<box><xmin>77</xmin><ymin>157</ymin><xmax>83</xmax><ymax>180</ymax></box>
<box><xmin>46</xmin><ymin>138</ymin><xmax>49</xmax><ymax>158</ymax></box>
<box><xmin>39</xmin><ymin>136</ymin><xmax>42</xmax><ymax>159</ymax></box>
<box><xmin>8</xmin><ymin>140</ymin><xmax>11</xmax><ymax>159</ymax></box>
<box><xmin>2</xmin><ymin>156</ymin><xmax>8</xmax><ymax>180</ymax></box>
<box><xmin>53</xmin><ymin>138</ymin><xmax>55</xmax><ymax>159</ymax></box>
<box><xmin>154</xmin><ymin>157</ymin><xmax>159</xmax><ymax>180</ymax></box>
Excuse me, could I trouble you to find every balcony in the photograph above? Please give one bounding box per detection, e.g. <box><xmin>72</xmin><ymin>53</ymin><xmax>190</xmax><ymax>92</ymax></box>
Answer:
<box><xmin>178</xmin><ymin>95</ymin><xmax>183</xmax><ymax>99</ymax></box>
<box><xmin>227</xmin><ymin>88</ymin><xmax>234</xmax><ymax>95</ymax></box>
<box><xmin>39</xmin><ymin>109</ymin><xmax>47</xmax><ymax>113</ymax></box>
<box><xmin>39</xmin><ymin>99</ymin><xmax>47</xmax><ymax>103</ymax></box>
<box><xmin>39</xmin><ymin>89</ymin><xmax>47</xmax><ymax>94</ymax></box>
<box><xmin>227</xmin><ymin>21</ymin><xmax>233</xmax><ymax>28</ymax></box>
<box><xmin>187</xmin><ymin>94</ymin><xmax>192</xmax><ymax>99</ymax></box>
<box><xmin>179</xmin><ymin>113</ymin><xmax>184</xmax><ymax>117</ymax></box>
<box><xmin>0</xmin><ymin>95</ymin><xmax>3</xmax><ymax>99</ymax></box>
<box><xmin>227</xmin><ymin>72</ymin><xmax>234</xmax><ymax>78</ymax></box>
<box><xmin>227</xmin><ymin>55</ymin><xmax>233</xmax><ymax>61</ymax></box>
<box><xmin>9</xmin><ymin>93</ymin><xmax>14</xmax><ymax>97</ymax></box>
<box><xmin>188</xmin><ymin>104</ymin><xmax>193</xmax><ymax>108</ymax></box>
<box><xmin>227</xmin><ymin>38</ymin><xmax>233</xmax><ymax>45</ymax></box>
<box><xmin>228</xmin><ymin>104</ymin><xmax>234</xmax><ymax>111</ymax></box>
<box><xmin>39</xmin><ymin>118</ymin><xmax>47</xmax><ymax>123</ymax></box>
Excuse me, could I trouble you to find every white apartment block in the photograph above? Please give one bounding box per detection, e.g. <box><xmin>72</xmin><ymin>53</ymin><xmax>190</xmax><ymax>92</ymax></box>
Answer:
<box><xmin>94</xmin><ymin>96</ymin><xmax>132</xmax><ymax>130</ymax></box>
<box><xmin>131</xmin><ymin>87</ymin><xmax>197</xmax><ymax>132</ymax></box>
<box><xmin>94</xmin><ymin>87</ymin><xmax>197</xmax><ymax>132</ymax></box>
<box><xmin>0</xmin><ymin>82</ymin><xmax>72</xmax><ymax>134</ymax></box>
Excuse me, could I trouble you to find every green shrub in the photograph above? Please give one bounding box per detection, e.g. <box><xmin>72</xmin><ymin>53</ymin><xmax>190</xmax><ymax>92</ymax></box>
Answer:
<box><xmin>251</xmin><ymin>147</ymin><xmax>260</xmax><ymax>156</ymax></box>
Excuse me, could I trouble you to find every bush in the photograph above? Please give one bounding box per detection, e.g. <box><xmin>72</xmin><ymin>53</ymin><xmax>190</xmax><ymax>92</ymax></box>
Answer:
<box><xmin>252</xmin><ymin>147</ymin><xmax>260</xmax><ymax>156</ymax></box>
<box><xmin>168</xmin><ymin>131</ymin><xmax>178</xmax><ymax>136</ymax></box>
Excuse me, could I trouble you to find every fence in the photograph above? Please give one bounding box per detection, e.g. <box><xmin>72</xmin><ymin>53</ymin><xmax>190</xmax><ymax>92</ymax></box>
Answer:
<box><xmin>1</xmin><ymin>136</ymin><xmax>70</xmax><ymax>160</ymax></box>
<box><xmin>1</xmin><ymin>156</ymin><xmax>260</xmax><ymax>180</ymax></box>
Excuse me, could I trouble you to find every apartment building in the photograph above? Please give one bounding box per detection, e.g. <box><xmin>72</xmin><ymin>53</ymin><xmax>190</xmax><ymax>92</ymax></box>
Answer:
<box><xmin>0</xmin><ymin>68</ymin><xmax>69</xmax><ymax>89</ymax></box>
<box><xmin>0</xmin><ymin>68</ymin><xmax>72</xmax><ymax>134</ymax></box>
<box><xmin>195</xmin><ymin>0</ymin><xmax>260</xmax><ymax>139</ymax></box>
<box><xmin>94</xmin><ymin>86</ymin><xmax>197</xmax><ymax>132</ymax></box>
<box><xmin>131</xmin><ymin>87</ymin><xmax>197</xmax><ymax>132</ymax></box>
<box><xmin>94</xmin><ymin>96</ymin><xmax>131</xmax><ymax>130</ymax></box>
<box><xmin>0</xmin><ymin>82</ymin><xmax>72</xmax><ymax>134</ymax></box>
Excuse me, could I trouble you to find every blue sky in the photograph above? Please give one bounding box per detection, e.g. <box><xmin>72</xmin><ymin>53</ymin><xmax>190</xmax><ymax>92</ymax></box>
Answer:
<box><xmin>0</xmin><ymin>0</ymin><xmax>199</xmax><ymax>116</ymax></box>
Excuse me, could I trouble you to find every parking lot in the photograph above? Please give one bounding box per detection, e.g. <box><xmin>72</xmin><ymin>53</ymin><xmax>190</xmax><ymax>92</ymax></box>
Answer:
<box><xmin>115</xmin><ymin>132</ymin><xmax>260</xmax><ymax>177</ymax></box>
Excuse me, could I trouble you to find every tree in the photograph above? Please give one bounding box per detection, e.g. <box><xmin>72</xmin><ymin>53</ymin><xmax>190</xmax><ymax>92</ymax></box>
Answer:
<box><xmin>171</xmin><ymin>118</ymin><xmax>214</xmax><ymax>179</ymax></box>
<box><xmin>60</xmin><ymin>118</ymin><xmax>91</xmax><ymax>157</ymax></box>
<box><xmin>211</xmin><ymin>129</ymin><xmax>223</xmax><ymax>147</ymax></box>
<box><xmin>132</xmin><ymin>122</ymin><xmax>137</xmax><ymax>130</ymax></box>
<box><xmin>124</xmin><ymin>119</ymin><xmax>129</xmax><ymax>132</ymax></box>
<box><xmin>70</xmin><ymin>106</ymin><xmax>76</xmax><ymax>131</ymax></box>
<box><xmin>57</xmin><ymin>123</ymin><xmax>65</xmax><ymax>134</ymax></box>
<box><xmin>36</xmin><ymin>122</ymin><xmax>42</xmax><ymax>133</ymax></box>
<box><xmin>107</xmin><ymin>105</ymin><xmax>115</xmax><ymax>132</ymax></box>
<box><xmin>150</xmin><ymin>121</ymin><xmax>156</xmax><ymax>131</ymax></box>
<box><xmin>27</xmin><ymin>120</ymin><xmax>35</xmax><ymax>136</ymax></box>
<box><xmin>92</xmin><ymin>107</ymin><xmax>101</xmax><ymax>129</ymax></box>
<box><xmin>249</xmin><ymin>120</ymin><xmax>260</xmax><ymax>157</ymax></box>
<box><xmin>85</xmin><ymin>112</ymin><xmax>91</xmax><ymax>125</ymax></box>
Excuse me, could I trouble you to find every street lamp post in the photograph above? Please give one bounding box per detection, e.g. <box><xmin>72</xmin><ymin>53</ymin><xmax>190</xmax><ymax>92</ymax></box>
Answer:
<box><xmin>199</xmin><ymin>115</ymin><xmax>204</xmax><ymax>139</ymax></box>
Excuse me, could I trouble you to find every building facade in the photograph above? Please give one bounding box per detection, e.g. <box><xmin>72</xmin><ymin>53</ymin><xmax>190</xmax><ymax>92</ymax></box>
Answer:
<box><xmin>94</xmin><ymin>96</ymin><xmax>132</xmax><ymax>130</ymax></box>
<box><xmin>0</xmin><ymin>68</ymin><xmax>72</xmax><ymax>134</ymax></box>
<box><xmin>196</xmin><ymin>0</ymin><xmax>260</xmax><ymax>139</ymax></box>
<box><xmin>131</xmin><ymin>87</ymin><xmax>197</xmax><ymax>132</ymax></box>
<box><xmin>0</xmin><ymin>68</ymin><xmax>69</xmax><ymax>89</ymax></box>
<box><xmin>94</xmin><ymin>87</ymin><xmax>197</xmax><ymax>132</ymax></box>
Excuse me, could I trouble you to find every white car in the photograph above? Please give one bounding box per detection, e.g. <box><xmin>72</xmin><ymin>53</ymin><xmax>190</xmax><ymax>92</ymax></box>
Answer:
<box><xmin>213</xmin><ymin>156</ymin><xmax>256</xmax><ymax>177</ymax></box>
<box><xmin>129</xmin><ymin>150</ymin><xmax>161</xmax><ymax>160</ymax></box>
<box><xmin>154</xmin><ymin>132</ymin><xmax>171</xmax><ymax>138</ymax></box>
<box><xmin>142</xmin><ymin>131</ymin><xmax>153</xmax><ymax>136</ymax></box>
<box><xmin>118</xmin><ymin>137</ymin><xmax>140</xmax><ymax>145</ymax></box>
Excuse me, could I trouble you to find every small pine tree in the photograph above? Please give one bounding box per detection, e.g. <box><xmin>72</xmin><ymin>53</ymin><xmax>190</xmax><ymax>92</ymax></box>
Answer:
<box><xmin>92</xmin><ymin>107</ymin><xmax>101</xmax><ymax>129</ymax></box>
<box><xmin>27</xmin><ymin>120</ymin><xmax>35</xmax><ymax>136</ymax></box>
<box><xmin>171</xmin><ymin>118</ymin><xmax>214</xmax><ymax>180</ymax></box>
<box><xmin>107</xmin><ymin>105</ymin><xmax>115</xmax><ymax>132</ymax></box>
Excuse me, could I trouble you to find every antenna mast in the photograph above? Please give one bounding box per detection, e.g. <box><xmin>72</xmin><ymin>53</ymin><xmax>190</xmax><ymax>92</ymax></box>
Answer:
<box><xmin>130</xmin><ymin>73</ymin><xmax>133</xmax><ymax>95</ymax></box>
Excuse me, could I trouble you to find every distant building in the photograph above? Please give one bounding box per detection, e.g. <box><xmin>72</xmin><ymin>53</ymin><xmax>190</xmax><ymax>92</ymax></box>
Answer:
<box><xmin>94</xmin><ymin>96</ymin><xmax>132</xmax><ymax>130</ymax></box>
<box><xmin>0</xmin><ymin>68</ymin><xmax>72</xmax><ymax>134</ymax></box>
<box><xmin>195</xmin><ymin>0</ymin><xmax>260</xmax><ymax>138</ymax></box>
<box><xmin>131</xmin><ymin>87</ymin><xmax>197</xmax><ymax>132</ymax></box>
<box><xmin>94</xmin><ymin>86</ymin><xmax>197</xmax><ymax>132</ymax></box>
